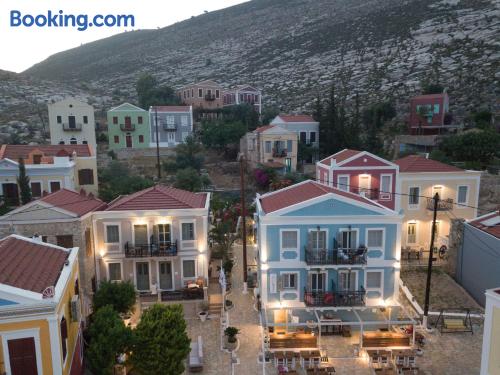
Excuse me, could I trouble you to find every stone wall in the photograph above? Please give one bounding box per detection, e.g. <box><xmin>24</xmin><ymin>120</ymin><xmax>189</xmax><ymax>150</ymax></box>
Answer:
<box><xmin>444</xmin><ymin>218</ymin><xmax>465</xmax><ymax>278</ymax></box>
<box><xmin>479</xmin><ymin>172</ymin><xmax>500</xmax><ymax>214</ymax></box>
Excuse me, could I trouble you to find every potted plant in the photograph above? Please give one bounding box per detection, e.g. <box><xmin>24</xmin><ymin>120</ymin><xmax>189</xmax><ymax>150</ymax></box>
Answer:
<box><xmin>224</xmin><ymin>326</ymin><xmax>239</xmax><ymax>350</ymax></box>
<box><xmin>198</xmin><ymin>301</ymin><xmax>209</xmax><ymax>322</ymax></box>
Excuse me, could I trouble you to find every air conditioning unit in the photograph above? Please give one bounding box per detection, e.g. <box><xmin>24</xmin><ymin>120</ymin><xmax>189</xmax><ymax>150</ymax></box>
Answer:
<box><xmin>70</xmin><ymin>294</ymin><xmax>81</xmax><ymax>323</ymax></box>
<box><xmin>380</xmin><ymin>192</ymin><xmax>391</xmax><ymax>200</ymax></box>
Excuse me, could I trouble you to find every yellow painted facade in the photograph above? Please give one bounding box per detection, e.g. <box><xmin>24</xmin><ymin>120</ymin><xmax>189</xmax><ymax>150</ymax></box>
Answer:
<box><xmin>399</xmin><ymin>171</ymin><xmax>481</xmax><ymax>248</ymax></box>
<box><xmin>0</xmin><ymin>251</ymin><xmax>82</xmax><ymax>375</ymax></box>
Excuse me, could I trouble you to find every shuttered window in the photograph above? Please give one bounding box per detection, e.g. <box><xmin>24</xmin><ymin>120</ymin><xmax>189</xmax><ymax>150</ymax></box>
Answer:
<box><xmin>281</xmin><ymin>230</ymin><xmax>298</xmax><ymax>249</ymax></box>
<box><xmin>78</xmin><ymin>169</ymin><xmax>94</xmax><ymax>185</ymax></box>
<box><xmin>367</xmin><ymin>229</ymin><xmax>383</xmax><ymax>248</ymax></box>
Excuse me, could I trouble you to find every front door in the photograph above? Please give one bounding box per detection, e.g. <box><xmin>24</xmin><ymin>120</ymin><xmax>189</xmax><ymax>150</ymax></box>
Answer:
<box><xmin>159</xmin><ymin>261</ymin><xmax>173</xmax><ymax>290</ymax></box>
<box><xmin>2</xmin><ymin>183</ymin><xmax>19</xmax><ymax>206</ymax></box>
<box><xmin>136</xmin><ymin>262</ymin><xmax>150</xmax><ymax>291</ymax></box>
<box><xmin>167</xmin><ymin>131</ymin><xmax>175</xmax><ymax>144</ymax></box>
<box><xmin>8</xmin><ymin>337</ymin><xmax>38</xmax><ymax>375</ymax></box>
<box><xmin>126</xmin><ymin>133</ymin><xmax>133</xmax><ymax>148</ymax></box>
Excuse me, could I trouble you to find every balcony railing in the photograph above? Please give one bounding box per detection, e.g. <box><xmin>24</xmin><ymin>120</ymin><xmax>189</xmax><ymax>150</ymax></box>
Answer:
<box><xmin>62</xmin><ymin>123</ymin><xmax>82</xmax><ymax>131</ymax></box>
<box><xmin>304</xmin><ymin>287</ymin><xmax>366</xmax><ymax>307</ymax></box>
<box><xmin>272</xmin><ymin>149</ymin><xmax>288</xmax><ymax>158</ymax></box>
<box><xmin>163</xmin><ymin>123</ymin><xmax>177</xmax><ymax>132</ymax></box>
<box><xmin>124</xmin><ymin>241</ymin><xmax>178</xmax><ymax>258</ymax></box>
<box><xmin>205</xmin><ymin>94</ymin><xmax>216</xmax><ymax>101</ymax></box>
<box><xmin>426</xmin><ymin>197</ymin><xmax>453</xmax><ymax>211</ymax></box>
<box><xmin>305</xmin><ymin>247</ymin><xmax>367</xmax><ymax>266</ymax></box>
<box><xmin>120</xmin><ymin>123</ymin><xmax>136</xmax><ymax>131</ymax></box>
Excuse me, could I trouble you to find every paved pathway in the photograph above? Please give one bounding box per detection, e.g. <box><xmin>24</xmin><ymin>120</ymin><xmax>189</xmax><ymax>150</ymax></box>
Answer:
<box><xmin>227</xmin><ymin>243</ymin><xmax>264</xmax><ymax>375</ymax></box>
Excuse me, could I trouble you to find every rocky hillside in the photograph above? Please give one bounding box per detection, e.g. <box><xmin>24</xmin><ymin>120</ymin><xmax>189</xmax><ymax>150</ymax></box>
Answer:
<box><xmin>22</xmin><ymin>0</ymin><xmax>499</xmax><ymax>119</ymax></box>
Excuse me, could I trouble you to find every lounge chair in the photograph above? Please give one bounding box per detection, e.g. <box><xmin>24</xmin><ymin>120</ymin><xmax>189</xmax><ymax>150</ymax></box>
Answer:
<box><xmin>188</xmin><ymin>336</ymin><xmax>203</xmax><ymax>372</ymax></box>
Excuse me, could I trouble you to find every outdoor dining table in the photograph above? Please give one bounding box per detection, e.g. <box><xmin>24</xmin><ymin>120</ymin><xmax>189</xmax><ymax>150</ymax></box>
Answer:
<box><xmin>300</xmin><ymin>350</ymin><xmax>322</xmax><ymax>368</ymax></box>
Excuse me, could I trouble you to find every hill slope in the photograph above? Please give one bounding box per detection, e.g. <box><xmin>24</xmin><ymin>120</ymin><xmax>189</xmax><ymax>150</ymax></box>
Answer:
<box><xmin>22</xmin><ymin>0</ymin><xmax>500</xmax><ymax>116</ymax></box>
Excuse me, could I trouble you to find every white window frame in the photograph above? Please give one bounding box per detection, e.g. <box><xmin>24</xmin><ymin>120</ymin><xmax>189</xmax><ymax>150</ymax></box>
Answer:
<box><xmin>308</xmin><ymin>228</ymin><xmax>329</xmax><ymax>251</ymax></box>
<box><xmin>407</xmin><ymin>222</ymin><xmax>417</xmax><ymax>245</ymax></box>
<box><xmin>338</xmin><ymin>270</ymin><xmax>358</xmax><ymax>291</ymax></box>
<box><xmin>104</xmin><ymin>223</ymin><xmax>121</xmax><ymax>245</ymax></box>
<box><xmin>1</xmin><ymin>328</ymin><xmax>43</xmax><ymax>375</ymax></box>
<box><xmin>456</xmin><ymin>185</ymin><xmax>469</xmax><ymax>207</ymax></box>
<box><xmin>132</xmin><ymin>223</ymin><xmax>150</xmax><ymax>246</ymax></box>
<box><xmin>265</xmin><ymin>141</ymin><xmax>271</xmax><ymax>154</ymax></box>
<box><xmin>379</xmin><ymin>174</ymin><xmax>393</xmax><ymax>199</ymax></box>
<box><xmin>280</xmin><ymin>272</ymin><xmax>299</xmax><ymax>290</ymax></box>
<box><xmin>337</xmin><ymin>174</ymin><xmax>350</xmax><ymax>192</ymax></box>
<box><xmin>30</xmin><ymin>180</ymin><xmax>43</xmax><ymax>198</ymax></box>
<box><xmin>48</xmin><ymin>179</ymin><xmax>62</xmax><ymax>193</ymax></box>
<box><xmin>106</xmin><ymin>261</ymin><xmax>123</xmax><ymax>282</ymax></box>
<box><xmin>408</xmin><ymin>186</ymin><xmax>420</xmax><ymax>209</ymax></box>
<box><xmin>308</xmin><ymin>271</ymin><xmax>328</xmax><ymax>292</ymax></box>
<box><xmin>181</xmin><ymin>257</ymin><xmax>198</xmax><ymax>282</ymax></box>
<box><xmin>180</xmin><ymin>220</ymin><xmax>196</xmax><ymax>246</ymax></box>
<box><xmin>166</xmin><ymin>116</ymin><xmax>175</xmax><ymax>125</ymax></box>
<box><xmin>364</xmin><ymin>269</ymin><xmax>384</xmax><ymax>299</ymax></box>
<box><xmin>338</xmin><ymin>227</ymin><xmax>359</xmax><ymax>249</ymax></box>
<box><xmin>181</xmin><ymin>115</ymin><xmax>188</xmax><ymax>126</ymax></box>
<box><xmin>365</xmin><ymin>228</ymin><xmax>385</xmax><ymax>256</ymax></box>
<box><xmin>280</xmin><ymin>229</ymin><xmax>299</xmax><ymax>251</ymax></box>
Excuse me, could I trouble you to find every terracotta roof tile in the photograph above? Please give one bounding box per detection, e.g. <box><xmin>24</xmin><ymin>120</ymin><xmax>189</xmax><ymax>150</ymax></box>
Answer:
<box><xmin>469</xmin><ymin>212</ymin><xmax>500</xmax><ymax>239</ymax></box>
<box><xmin>319</xmin><ymin>149</ymin><xmax>362</xmax><ymax>166</ymax></box>
<box><xmin>254</xmin><ymin>125</ymin><xmax>275</xmax><ymax>133</ymax></box>
<box><xmin>0</xmin><ymin>144</ymin><xmax>93</xmax><ymax>160</ymax></box>
<box><xmin>259</xmin><ymin>180</ymin><xmax>382</xmax><ymax>214</ymax></box>
<box><xmin>395</xmin><ymin>155</ymin><xmax>463</xmax><ymax>173</ymax></box>
<box><xmin>278</xmin><ymin>114</ymin><xmax>316</xmax><ymax>123</ymax></box>
<box><xmin>106</xmin><ymin>185</ymin><xmax>207</xmax><ymax>211</ymax></box>
<box><xmin>0</xmin><ymin>236</ymin><xmax>69</xmax><ymax>294</ymax></box>
<box><xmin>40</xmin><ymin>189</ymin><xmax>107</xmax><ymax>216</ymax></box>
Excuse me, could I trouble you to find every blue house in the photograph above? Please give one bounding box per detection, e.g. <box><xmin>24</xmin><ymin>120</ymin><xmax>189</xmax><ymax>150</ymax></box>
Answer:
<box><xmin>255</xmin><ymin>181</ymin><xmax>413</xmax><ymax>350</ymax></box>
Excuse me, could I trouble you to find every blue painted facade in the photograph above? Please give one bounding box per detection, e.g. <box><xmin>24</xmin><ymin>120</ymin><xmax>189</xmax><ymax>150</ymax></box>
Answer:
<box><xmin>256</xmin><ymin>184</ymin><xmax>403</xmax><ymax>308</ymax></box>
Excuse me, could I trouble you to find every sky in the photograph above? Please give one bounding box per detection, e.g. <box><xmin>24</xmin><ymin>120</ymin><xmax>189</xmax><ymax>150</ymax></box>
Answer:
<box><xmin>0</xmin><ymin>0</ymin><xmax>247</xmax><ymax>73</ymax></box>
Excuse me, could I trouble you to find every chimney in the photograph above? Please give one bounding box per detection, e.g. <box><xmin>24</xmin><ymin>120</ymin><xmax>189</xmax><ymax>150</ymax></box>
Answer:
<box><xmin>330</xmin><ymin>158</ymin><xmax>337</xmax><ymax>167</ymax></box>
<box><xmin>80</xmin><ymin>188</ymin><xmax>86</xmax><ymax>196</ymax></box>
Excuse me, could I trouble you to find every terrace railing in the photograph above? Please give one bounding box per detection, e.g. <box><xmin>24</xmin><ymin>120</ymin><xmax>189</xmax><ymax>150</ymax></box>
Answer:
<box><xmin>304</xmin><ymin>287</ymin><xmax>366</xmax><ymax>307</ymax></box>
<box><xmin>305</xmin><ymin>247</ymin><xmax>367</xmax><ymax>266</ymax></box>
<box><xmin>62</xmin><ymin>122</ymin><xmax>82</xmax><ymax>131</ymax></box>
<box><xmin>426</xmin><ymin>197</ymin><xmax>453</xmax><ymax>211</ymax></box>
<box><xmin>124</xmin><ymin>240</ymin><xmax>178</xmax><ymax>258</ymax></box>
<box><xmin>120</xmin><ymin>123</ymin><xmax>136</xmax><ymax>131</ymax></box>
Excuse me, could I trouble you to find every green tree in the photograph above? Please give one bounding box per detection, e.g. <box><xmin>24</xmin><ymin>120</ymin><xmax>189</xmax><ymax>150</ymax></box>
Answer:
<box><xmin>439</xmin><ymin>130</ymin><xmax>500</xmax><ymax>167</ymax></box>
<box><xmin>17</xmin><ymin>158</ymin><xmax>31</xmax><ymax>204</ymax></box>
<box><xmin>168</xmin><ymin>136</ymin><xmax>204</xmax><ymax>172</ymax></box>
<box><xmin>209</xmin><ymin>220</ymin><xmax>237</xmax><ymax>258</ymax></box>
<box><xmin>87</xmin><ymin>305</ymin><xmax>133</xmax><ymax>375</ymax></box>
<box><xmin>200</xmin><ymin>120</ymin><xmax>247</xmax><ymax>152</ymax></box>
<box><xmin>130</xmin><ymin>304</ymin><xmax>190</xmax><ymax>375</ymax></box>
<box><xmin>362</xmin><ymin>101</ymin><xmax>396</xmax><ymax>154</ymax></box>
<box><xmin>98</xmin><ymin>161</ymin><xmax>154</xmax><ymax>202</ymax></box>
<box><xmin>174</xmin><ymin>167</ymin><xmax>210</xmax><ymax>192</ymax></box>
<box><xmin>261</xmin><ymin>106</ymin><xmax>280</xmax><ymax>125</ymax></box>
<box><xmin>136</xmin><ymin>73</ymin><xmax>179</xmax><ymax>109</ymax></box>
<box><xmin>93</xmin><ymin>281</ymin><xmax>136</xmax><ymax>315</ymax></box>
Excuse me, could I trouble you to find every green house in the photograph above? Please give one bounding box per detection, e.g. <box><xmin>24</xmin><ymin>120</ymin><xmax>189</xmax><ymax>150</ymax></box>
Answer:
<box><xmin>107</xmin><ymin>103</ymin><xmax>150</xmax><ymax>150</ymax></box>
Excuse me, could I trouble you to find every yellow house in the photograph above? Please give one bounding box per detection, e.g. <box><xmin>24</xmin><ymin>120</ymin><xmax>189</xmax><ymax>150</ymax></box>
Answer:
<box><xmin>240</xmin><ymin>125</ymin><xmax>298</xmax><ymax>173</ymax></box>
<box><xmin>481</xmin><ymin>287</ymin><xmax>500</xmax><ymax>375</ymax></box>
<box><xmin>395</xmin><ymin>155</ymin><xmax>481</xmax><ymax>250</ymax></box>
<box><xmin>0</xmin><ymin>235</ymin><xmax>82</xmax><ymax>375</ymax></box>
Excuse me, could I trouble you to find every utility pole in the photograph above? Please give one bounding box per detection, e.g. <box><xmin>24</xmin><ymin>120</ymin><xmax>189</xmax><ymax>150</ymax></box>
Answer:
<box><xmin>154</xmin><ymin>107</ymin><xmax>161</xmax><ymax>180</ymax></box>
<box><xmin>423</xmin><ymin>192</ymin><xmax>439</xmax><ymax>329</ymax></box>
<box><xmin>239</xmin><ymin>153</ymin><xmax>248</xmax><ymax>294</ymax></box>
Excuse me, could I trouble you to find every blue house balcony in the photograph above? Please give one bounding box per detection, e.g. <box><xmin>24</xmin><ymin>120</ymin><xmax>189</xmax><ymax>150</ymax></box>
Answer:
<box><xmin>305</xmin><ymin>246</ymin><xmax>367</xmax><ymax>266</ymax></box>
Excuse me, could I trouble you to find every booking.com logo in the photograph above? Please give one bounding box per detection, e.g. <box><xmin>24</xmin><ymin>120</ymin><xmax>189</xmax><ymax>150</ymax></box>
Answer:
<box><xmin>10</xmin><ymin>10</ymin><xmax>135</xmax><ymax>31</ymax></box>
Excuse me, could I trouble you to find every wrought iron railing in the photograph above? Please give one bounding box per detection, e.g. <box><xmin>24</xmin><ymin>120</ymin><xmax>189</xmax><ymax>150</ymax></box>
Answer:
<box><xmin>124</xmin><ymin>240</ymin><xmax>178</xmax><ymax>258</ymax></box>
<box><xmin>304</xmin><ymin>287</ymin><xmax>366</xmax><ymax>307</ymax></box>
<box><xmin>120</xmin><ymin>123</ymin><xmax>136</xmax><ymax>131</ymax></box>
<box><xmin>305</xmin><ymin>247</ymin><xmax>367</xmax><ymax>265</ymax></box>
<box><xmin>62</xmin><ymin>122</ymin><xmax>82</xmax><ymax>131</ymax></box>
<box><xmin>272</xmin><ymin>149</ymin><xmax>288</xmax><ymax>158</ymax></box>
<box><xmin>426</xmin><ymin>197</ymin><xmax>453</xmax><ymax>211</ymax></box>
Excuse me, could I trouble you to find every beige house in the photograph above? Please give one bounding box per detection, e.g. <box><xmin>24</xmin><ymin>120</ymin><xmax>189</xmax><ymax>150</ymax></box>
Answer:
<box><xmin>0</xmin><ymin>189</ymin><xmax>106</xmax><ymax>318</ymax></box>
<box><xmin>177</xmin><ymin>80</ymin><xmax>223</xmax><ymax>110</ymax></box>
<box><xmin>0</xmin><ymin>144</ymin><xmax>99</xmax><ymax>202</ymax></box>
<box><xmin>481</xmin><ymin>287</ymin><xmax>500</xmax><ymax>375</ymax></box>
<box><xmin>395</xmin><ymin>155</ymin><xmax>481</xmax><ymax>249</ymax></box>
<box><xmin>240</xmin><ymin>125</ymin><xmax>298</xmax><ymax>173</ymax></box>
<box><xmin>93</xmin><ymin>186</ymin><xmax>211</xmax><ymax>296</ymax></box>
<box><xmin>48</xmin><ymin>97</ymin><xmax>97</xmax><ymax>149</ymax></box>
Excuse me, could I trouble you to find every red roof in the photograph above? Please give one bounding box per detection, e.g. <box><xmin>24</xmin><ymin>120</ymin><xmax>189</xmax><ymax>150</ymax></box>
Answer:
<box><xmin>277</xmin><ymin>114</ymin><xmax>316</xmax><ymax>123</ymax></box>
<box><xmin>150</xmin><ymin>106</ymin><xmax>191</xmax><ymax>112</ymax></box>
<box><xmin>0</xmin><ymin>235</ymin><xmax>69</xmax><ymax>294</ymax></box>
<box><xmin>254</xmin><ymin>125</ymin><xmax>275</xmax><ymax>133</ymax></box>
<box><xmin>40</xmin><ymin>189</ymin><xmax>107</xmax><ymax>216</ymax></box>
<box><xmin>259</xmin><ymin>180</ymin><xmax>382</xmax><ymax>214</ymax></box>
<box><xmin>106</xmin><ymin>185</ymin><xmax>208</xmax><ymax>211</ymax></box>
<box><xmin>469</xmin><ymin>212</ymin><xmax>500</xmax><ymax>239</ymax></box>
<box><xmin>0</xmin><ymin>144</ymin><xmax>93</xmax><ymax>160</ymax></box>
<box><xmin>395</xmin><ymin>155</ymin><xmax>463</xmax><ymax>173</ymax></box>
<box><xmin>319</xmin><ymin>149</ymin><xmax>362</xmax><ymax>166</ymax></box>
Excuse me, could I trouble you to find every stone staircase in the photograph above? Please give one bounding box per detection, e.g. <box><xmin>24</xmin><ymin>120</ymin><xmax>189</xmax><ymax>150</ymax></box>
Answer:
<box><xmin>208</xmin><ymin>293</ymin><xmax>223</xmax><ymax>316</ymax></box>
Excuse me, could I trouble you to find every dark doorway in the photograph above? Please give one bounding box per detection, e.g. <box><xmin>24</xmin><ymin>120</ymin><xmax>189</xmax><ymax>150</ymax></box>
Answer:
<box><xmin>8</xmin><ymin>337</ymin><xmax>38</xmax><ymax>375</ymax></box>
<box><xmin>2</xmin><ymin>183</ymin><xmax>19</xmax><ymax>206</ymax></box>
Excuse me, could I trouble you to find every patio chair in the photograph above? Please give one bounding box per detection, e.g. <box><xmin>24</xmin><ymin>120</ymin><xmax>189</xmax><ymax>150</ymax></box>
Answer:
<box><xmin>188</xmin><ymin>336</ymin><xmax>203</xmax><ymax>372</ymax></box>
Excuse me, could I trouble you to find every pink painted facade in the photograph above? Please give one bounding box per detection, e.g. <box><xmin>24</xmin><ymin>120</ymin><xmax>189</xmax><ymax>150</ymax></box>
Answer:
<box><xmin>408</xmin><ymin>93</ymin><xmax>451</xmax><ymax>135</ymax></box>
<box><xmin>316</xmin><ymin>149</ymin><xmax>399</xmax><ymax>210</ymax></box>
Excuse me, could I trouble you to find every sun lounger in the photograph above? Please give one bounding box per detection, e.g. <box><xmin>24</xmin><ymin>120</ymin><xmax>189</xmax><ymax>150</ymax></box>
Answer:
<box><xmin>188</xmin><ymin>336</ymin><xmax>203</xmax><ymax>372</ymax></box>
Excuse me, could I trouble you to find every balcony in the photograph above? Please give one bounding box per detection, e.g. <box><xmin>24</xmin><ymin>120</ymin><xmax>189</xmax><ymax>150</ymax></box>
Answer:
<box><xmin>62</xmin><ymin>123</ymin><xmax>82</xmax><ymax>131</ymax></box>
<box><xmin>272</xmin><ymin>149</ymin><xmax>288</xmax><ymax>158</ymax></box>
<box><xmin>304</xmin><ymin>287</ymin><xmax>366</xmax><ymax>307</ymax></box>
<box><xmin>426</xmin><ymin>197</ymin><xmax>453</xmax><ymax>211</ymax></box>
<box><xmin>120</xmin><ymin>123</ymin><xmax>136</xmax><ymax>131</ymax></box>
<box><xmin>205</xmin><ymin>94</ymin><xmax>216</xmax><ymax>101</ymax></box>
<box><xmin>163</xmin><ymin>123</ymin><xmax>177</xmax><ymax>132</ymax></box>
<box><xmin>124</xmin><ymin>241</ymin><xmax>178</xmax><ymax>258</ymax></box>
<box><xmin>305</xmin><ymin>247</ymin><xmax>367</xmax><ymax>266</ymax></box>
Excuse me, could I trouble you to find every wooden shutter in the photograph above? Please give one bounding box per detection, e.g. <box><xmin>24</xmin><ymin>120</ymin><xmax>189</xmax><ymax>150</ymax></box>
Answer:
<box><xmin>78</xmin><ymin>169</ymin><xmax>94</xmax><ymax>185</ymax></box>
<box><xmin>336</xmin><ymin>231</ymin><xmax>343</xmax><ymax>248</ymax></box>
<box><xmin>85</xmin><ymin>228</ymin><xmax>92</xmax><ymax>257</ymax></box>
<box><xmin>277</xmin><ymin>274</ymin><xmax>283</xmax><ymax>291</ymax></box>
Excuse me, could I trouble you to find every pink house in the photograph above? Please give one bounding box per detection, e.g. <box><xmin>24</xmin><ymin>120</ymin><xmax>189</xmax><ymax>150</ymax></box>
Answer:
<box><xmin>316</xmin><ymin>149</ymin><xmax>399</xmax><ymax>210</ymax></box>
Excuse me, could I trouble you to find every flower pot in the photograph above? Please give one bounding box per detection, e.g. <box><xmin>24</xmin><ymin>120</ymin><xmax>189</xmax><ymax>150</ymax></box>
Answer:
<box><xmin>198</xmin><ymin>311</ymin><xmax>208</xmax><ymax>322</ymax></box>
<box><xmin>225</xmin><ymin>337</ymin><xmax>237</xmax><ymax>351</ymax></box>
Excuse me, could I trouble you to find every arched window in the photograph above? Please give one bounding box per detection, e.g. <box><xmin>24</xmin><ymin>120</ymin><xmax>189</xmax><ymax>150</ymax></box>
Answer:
<box><xmin>70</xmin><ymin>137</ymin><xmax>77</xmax><ymax>145</ymax></box>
